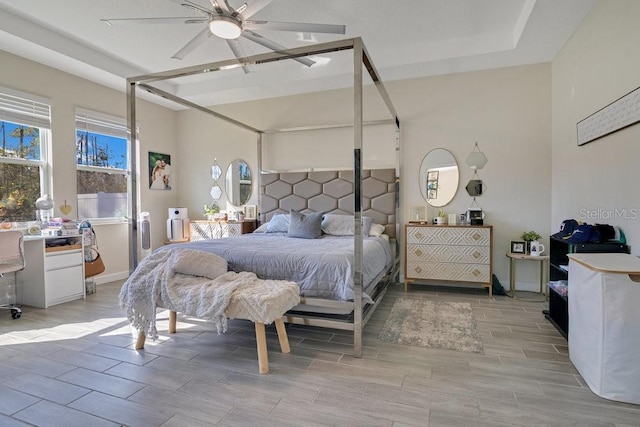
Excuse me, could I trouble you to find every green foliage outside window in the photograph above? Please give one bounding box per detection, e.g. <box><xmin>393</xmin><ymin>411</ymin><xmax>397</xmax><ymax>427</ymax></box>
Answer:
<box><xmin>0</xmin><ymin>121</ymin><xmax>42</xmax><ymax>222</ymax></box>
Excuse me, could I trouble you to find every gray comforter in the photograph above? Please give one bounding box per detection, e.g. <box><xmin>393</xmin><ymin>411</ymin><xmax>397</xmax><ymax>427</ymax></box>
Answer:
<box><xmin>160</xmin><ymin>233</ymin><xmax>392</xmax><ymax>302</ymax></box>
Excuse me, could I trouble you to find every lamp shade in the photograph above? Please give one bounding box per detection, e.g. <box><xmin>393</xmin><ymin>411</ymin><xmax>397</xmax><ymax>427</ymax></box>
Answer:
<box><xmin>35</xmin><ymin>194</ymin><xmax>54</xmax><ymax>210</ymax></box>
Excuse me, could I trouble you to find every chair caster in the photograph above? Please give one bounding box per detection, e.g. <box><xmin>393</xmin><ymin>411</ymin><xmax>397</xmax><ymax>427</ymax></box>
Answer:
<box><xmin>11</xmin><ymin>309</ymin><xmax>21</xmax><ymax>319</ymax></box>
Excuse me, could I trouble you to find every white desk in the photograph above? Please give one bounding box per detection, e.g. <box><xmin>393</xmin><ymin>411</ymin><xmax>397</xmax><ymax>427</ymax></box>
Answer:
<box><xmin>20</xmin><ymin>235</ymin><xmax>85</xmax><ymax>308</ymax></box>
<box><xmin>568</xmin><ymin>253</ymin><xmax>640</xmax><ymax>404</ymax></box>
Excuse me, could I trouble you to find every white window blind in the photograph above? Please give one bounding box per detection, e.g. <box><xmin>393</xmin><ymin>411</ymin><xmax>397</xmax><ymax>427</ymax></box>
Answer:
<box><xmin>75</xmin><ymin>107</ymin><xmax>128</xmax><ymax>139</ymax></box>
<box><xmin>0</xmin><ymin>86</ymin><xmax>51</xmax><ymax>129</ymax></box>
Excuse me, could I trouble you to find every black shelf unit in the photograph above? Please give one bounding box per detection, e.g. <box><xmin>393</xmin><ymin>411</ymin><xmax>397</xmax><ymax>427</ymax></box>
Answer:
<box><xmin>546</xmin><ymin>237</ymin><xmax>629</xmax><ymax>338</ymax></box>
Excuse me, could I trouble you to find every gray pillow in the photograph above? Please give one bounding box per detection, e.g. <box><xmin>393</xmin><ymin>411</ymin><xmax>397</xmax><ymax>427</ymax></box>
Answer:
<box><xmin>288</xmin><ymin>210</ymin><xmax>324</xmax><ymax>239</ymax></box>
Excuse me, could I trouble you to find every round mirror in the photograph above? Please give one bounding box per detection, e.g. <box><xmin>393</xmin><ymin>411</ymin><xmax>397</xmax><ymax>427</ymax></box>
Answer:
<box><xmin>419</xmin><ymin>148</ymin><xmax>459</xmax><ymax>207</ymax></box>
<box><xmin>225</xmin><ymin>159</ymin><xmax>252</xmax><ymax>206</ymax></box>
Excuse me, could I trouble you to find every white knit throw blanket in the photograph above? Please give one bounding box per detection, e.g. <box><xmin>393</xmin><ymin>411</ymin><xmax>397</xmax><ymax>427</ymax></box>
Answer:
<box><xmin>119</xmin><ymin>249</ymin><xmax>248</xmax><ymax>340</ymax></box>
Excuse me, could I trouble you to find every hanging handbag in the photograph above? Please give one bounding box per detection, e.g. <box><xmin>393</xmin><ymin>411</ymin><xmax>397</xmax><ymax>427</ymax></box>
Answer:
<box><xmin>84</xmin><ymin>248</ymin><xmax>106</xmax><ymax>278</ymax></box>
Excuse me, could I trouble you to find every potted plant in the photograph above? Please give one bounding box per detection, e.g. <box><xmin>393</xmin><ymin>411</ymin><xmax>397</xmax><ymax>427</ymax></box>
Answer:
<box><xmin>521</xmin><ymin>230</ymin><xmax>541</xmax><ymax>253</ymax></box>
<box><xmin>435</xmin><ymin>209</ymin><xmax>446</xmax><ymax>225</ymax></box>
<box><xmin>203</xmin><ymin>203</ymin><xmax>219</xmax><ymax>220</ymax></box>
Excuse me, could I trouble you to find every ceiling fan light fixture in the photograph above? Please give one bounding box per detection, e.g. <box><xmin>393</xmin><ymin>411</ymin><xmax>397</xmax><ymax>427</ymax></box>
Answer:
<box><xmin>208</xmin><ymin>15</ymin><xmax>242</xmax><ymax>39</ymax></box>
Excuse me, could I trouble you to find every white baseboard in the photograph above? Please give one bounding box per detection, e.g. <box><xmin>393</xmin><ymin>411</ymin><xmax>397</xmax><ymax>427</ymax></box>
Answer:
<box><xmin>90</xmin><ymin>271</ymin><xmax>129</xmax><ymax>285</ymax></box>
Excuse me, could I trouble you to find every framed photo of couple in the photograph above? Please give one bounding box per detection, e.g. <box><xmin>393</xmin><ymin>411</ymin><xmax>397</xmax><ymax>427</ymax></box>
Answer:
<box><xmin>149</xmin><ymin>151</ymin><xmax>172</xmax><ymax>190</ymax></box>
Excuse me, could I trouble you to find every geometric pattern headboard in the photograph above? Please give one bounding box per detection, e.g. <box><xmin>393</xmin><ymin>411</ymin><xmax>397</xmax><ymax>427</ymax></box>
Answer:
<box><xmin>260</xmin><ymin>168</ymin><xmax>397</xmax><ymax>238</ymax></box>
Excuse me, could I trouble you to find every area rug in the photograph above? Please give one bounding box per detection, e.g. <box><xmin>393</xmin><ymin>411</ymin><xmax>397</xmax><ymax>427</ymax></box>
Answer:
<box><xmin>378</xmin><ymin>298</ymin><xmax>483</xmax><ymax>353</ymax></box>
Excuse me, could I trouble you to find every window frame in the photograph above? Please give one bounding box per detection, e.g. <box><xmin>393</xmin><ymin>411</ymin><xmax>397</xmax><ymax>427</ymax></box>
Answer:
<box><xmin>75</xmin><ymin>108</ymin><xmax>131</xmax><ymax>224</ymax></box>
<box><xmin>0</xmin><ymin>86</ymin><xmax>52</xmax><ymax>223</ymax></box>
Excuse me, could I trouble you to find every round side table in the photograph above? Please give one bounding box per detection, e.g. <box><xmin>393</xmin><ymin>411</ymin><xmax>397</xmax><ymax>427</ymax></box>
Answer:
<box><xmin>505</xmin><ymin>252</ymin><xmax>550</xmax><ymax>298</ymax></box>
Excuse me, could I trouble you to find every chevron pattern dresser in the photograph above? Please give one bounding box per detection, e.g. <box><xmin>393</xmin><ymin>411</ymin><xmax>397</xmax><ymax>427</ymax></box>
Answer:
<box><xmin>189</xmin><ymin>220</ymin><xmax>256</xmax><ymax>241</ymax></box>
<box><xmin>405</xmin><ymin>224</ymin><xmax>493</xmax><ymax>296</ymax></box>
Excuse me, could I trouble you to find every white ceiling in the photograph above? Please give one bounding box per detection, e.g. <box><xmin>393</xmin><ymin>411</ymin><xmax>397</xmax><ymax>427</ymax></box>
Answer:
<box><xmin>0</xmin><ymin>0</ymin><xmax>596</xmax><ymax>109</ymax></box>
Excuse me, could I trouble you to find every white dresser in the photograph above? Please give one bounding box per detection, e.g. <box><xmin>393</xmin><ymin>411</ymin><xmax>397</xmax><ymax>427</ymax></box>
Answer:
<box><xmin>190</xmin><ymin>220</ymin><xmax>256</xmax><ymax>241</ymax></box>
<box><xmin>404</xmin><ymin>224</ymin><xmax>493</xmax><ymax>296</ymax></box>
<box><xmin>20</xmin><ymin>235</ymin><xmax>85</xmax><ymax>308</ymax></box>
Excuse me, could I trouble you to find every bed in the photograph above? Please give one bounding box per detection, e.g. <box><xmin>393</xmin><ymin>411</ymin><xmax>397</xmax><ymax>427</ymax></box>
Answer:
<box><xmin>164</xmin><ymin>233</ymin><xmax>392</xmax><ymax>303</ymax></box>
<box><xmin>126</xmin><ymin>38</ymin><xmax>400</xmax><ymax>356</ymax></box>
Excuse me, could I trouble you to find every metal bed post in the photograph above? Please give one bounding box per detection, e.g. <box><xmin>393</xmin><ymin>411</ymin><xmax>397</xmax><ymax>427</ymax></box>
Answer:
<box><xmin>127</xmin><ymin>81</ymin><xmax>138</xmax><ymax>273</ymax></box>
<box><xmin>257</xmin><ymin>133</ymin><xmax>263</xmax><ymax>223</ymax></box>
<box><xmin>352</xmin><ymin>38</ymin><xmax>364</xmax><ymax>358</ymax></box>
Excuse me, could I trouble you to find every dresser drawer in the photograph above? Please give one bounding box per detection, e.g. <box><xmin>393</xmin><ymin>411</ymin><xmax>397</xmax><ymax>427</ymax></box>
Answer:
<box><xmin>190</xmin><ymin>221</ymin><xmax>247</xmax><ymax>240</ymax></box>
<box><xmin>45</xmin><ymin>250</ymin><xmax>83</xmax><ymax>271</ymax></box>
<box><xmin>406</xmin><ymin>261</ymin><xmax>490</xmax><ymax>283</ymax></box>
<box><xmin>407</xmin><ymin>244</ymin><xmax>490</xmax><ymax>265</ymax></box>
<box><xmin>45</xmin><ymin>265</ymin><xmax>84</xmax><ymax>305</ymax></box>
<box><xmin>406</xmin><ymin>226</ymin><xmax>491</xmax><ymax>246</ymax></box>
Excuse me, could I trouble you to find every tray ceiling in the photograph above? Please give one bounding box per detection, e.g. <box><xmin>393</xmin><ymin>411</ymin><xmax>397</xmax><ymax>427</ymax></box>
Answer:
<box><xmin>0</xmin><ymin>0</ymin><xmax>596</xmax><ymax>109</ymax></box>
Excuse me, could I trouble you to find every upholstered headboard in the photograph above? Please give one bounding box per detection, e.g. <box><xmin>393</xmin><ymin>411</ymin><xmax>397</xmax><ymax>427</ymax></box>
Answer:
<box><xmin>259</xmin><ymin>168</ymin><xmax>397</xmax><ymax>238</ymax></box>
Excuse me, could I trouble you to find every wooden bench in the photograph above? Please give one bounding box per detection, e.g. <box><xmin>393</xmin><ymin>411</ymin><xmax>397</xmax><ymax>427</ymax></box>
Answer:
<box><xmin>135</xmin><ymin>278</ymin><xmax>300</xmax><ymax>374</ymax></box>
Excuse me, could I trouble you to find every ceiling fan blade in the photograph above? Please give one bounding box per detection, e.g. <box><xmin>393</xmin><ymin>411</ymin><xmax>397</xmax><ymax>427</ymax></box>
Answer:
<box><xmin>238</xmin><ymin>0</ymin><xmax>273</xmax><ymax>19</ymax></box>
<box><xmin>242</xmin><ymin>30</ymin><xmax>315</xmax><ymax>67</ymax></box>
<box><xmin>243</xmin><ymin>20</ymin><xmax>346</xmax><ymax>35</ymax></box>
<box><xmin>226</xmin><ymin>39</ymin><xmax>252</xmax><ymax>73</ymax></box>
<box><xmin>210</xmin><ymin>0</ymin><xmax>229</xmax><ymax>14</ymax></box>
<box><xmin>167</xmin><ymin>0</ymin><xmax>213</xmax><ymax>17</ymax></box>
<box><xmin>101</xmin><ymin>17</ymin><xmax>206</xmax><ymax>26</ymax></box>
<box><xmin>171</xmin><ymin>27</ymin><xmax>213</xmax><ymax>60</ymax></box>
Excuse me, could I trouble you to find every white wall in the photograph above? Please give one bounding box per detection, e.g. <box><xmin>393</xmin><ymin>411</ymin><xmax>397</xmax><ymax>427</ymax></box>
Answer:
<box><xmin>174</xmin><ymin>63</ymin><xmax>552</xmax><ymax>291</ymax></box>
<box><xmin>394</xmin><ymin>64</ymin><xmax>552</xmax><ymax>288</ymax></box>
<box><xmin>174</xmin><ymin>85</ymin><xmax>396</xmax><ymax>218</ymax></box>
<box><xmin>0</xmin><ymin>50</ymin><xmax>177</xmax><ymax>280</ymax></box>
<box><xmin>552</xmin><ymin>0</ymin><xmax>640</xmax><ymax>254</ymax></box>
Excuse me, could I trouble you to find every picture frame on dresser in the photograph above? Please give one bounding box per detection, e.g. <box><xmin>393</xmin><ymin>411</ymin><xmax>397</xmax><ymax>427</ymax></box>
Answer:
<box><xmin>243</xmin><ymin>205</ymin><xmax>257</xmax><ymax>220</ymax></box>
<box><xmin>409</xmin><ymin>206</ymin><xmax>427</xmax><ymax>222</ymax></box>
<box><xmin>511</xmin><ymin>241</ymin><xmax>526</xmax><ymax>254</ymax></box>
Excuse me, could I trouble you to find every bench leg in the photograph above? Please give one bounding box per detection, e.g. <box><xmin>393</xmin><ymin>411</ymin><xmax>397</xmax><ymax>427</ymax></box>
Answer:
<box><xmin>169</xmin><ymin>311</ymin><xmax>177</xmax><ymax>333</ymax></box>
<box><xmin>255</xmin><ymin>322</ymin><xmax>269</xmax><ymax>374</ymax></box>
<box><xmin>135</xmin><ymin>331</ymin><xmax>146</xmax><ymax>349</ymax></box>
<box><xmin>137</xmin><ymin>310</ymin><xmax>176</xmax><ymax>350</ymax></box>
<box><xmin>275</xmin><ymin>318</ymin><xmax>290</xmax><ymax>354</ymax></box>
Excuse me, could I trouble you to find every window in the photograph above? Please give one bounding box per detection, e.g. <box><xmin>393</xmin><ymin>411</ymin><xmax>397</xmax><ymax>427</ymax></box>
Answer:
<box><xmin>0</xmin><ymin>87</ymin><xmax>51</xmax><ymax>222</ymax></box>
<box><xmin>75</xmin><ymin>108</ymin><xmax>129</xmax><ymax>220</ymax></box>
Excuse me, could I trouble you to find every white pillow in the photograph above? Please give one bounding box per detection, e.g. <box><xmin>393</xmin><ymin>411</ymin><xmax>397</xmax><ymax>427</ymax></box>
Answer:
<box><xmin>321</xmin><ymin>214</ymin><xmax>373</xmax><ymax>236</ymax></box>
<box><xmin>265</xmin><ymin>214</ymin><xmax>290</xmax><ymax>233</ymax></box>
<box><xmin>171</xmin><ymin>249</ymin><xmax>227</xmax><ymax>279</ymax></box>
<box><xmin>369</xmin><ymin>223</ymin><xmax>386</xmax><ymax>237</ymax></box>
<box><xmin>253</xmin><ymin>223</ymin><xmax>268</xmax><ymax>233</ymax></box>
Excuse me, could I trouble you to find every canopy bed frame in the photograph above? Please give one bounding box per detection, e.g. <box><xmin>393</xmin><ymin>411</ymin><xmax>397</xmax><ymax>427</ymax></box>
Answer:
<box><xmin>126</xmin><ymin>38</ymin><xmax>400</xmax><ymax>357</ymax></box>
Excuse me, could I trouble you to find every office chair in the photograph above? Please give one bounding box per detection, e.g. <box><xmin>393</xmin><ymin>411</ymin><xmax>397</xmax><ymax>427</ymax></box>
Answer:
<box><xmin>0</xmin><ymin>230</ymin><xmax>25</xmax><ymax>319</ymax></box>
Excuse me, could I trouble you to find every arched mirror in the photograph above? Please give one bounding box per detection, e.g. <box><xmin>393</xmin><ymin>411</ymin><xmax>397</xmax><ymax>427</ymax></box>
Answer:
<box><xmin>419</xmin><ymin>148</ymin><xmax>459</xmax><ymax>207</ymax></box>
<box><xmin>225</xmin><ymin>159</ymin><xmax>252</xmax><ymax>206</ymax></box>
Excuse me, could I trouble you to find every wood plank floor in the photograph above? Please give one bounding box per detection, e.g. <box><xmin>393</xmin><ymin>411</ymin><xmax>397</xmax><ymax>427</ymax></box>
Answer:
<box><xmin>1</xmin><ymin>281</ymin><xmax>639</xmax><ymax>426</ymax></box>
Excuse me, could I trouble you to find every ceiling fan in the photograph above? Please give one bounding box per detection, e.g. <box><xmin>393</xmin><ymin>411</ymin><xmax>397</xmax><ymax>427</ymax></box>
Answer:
<box><xmin>101</xmin><ymin>0</ymin><xmax>346</xmax><ymax>71</ymax></box>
